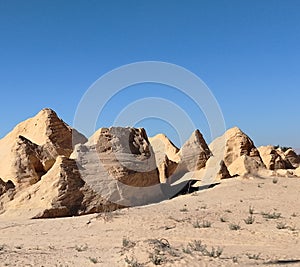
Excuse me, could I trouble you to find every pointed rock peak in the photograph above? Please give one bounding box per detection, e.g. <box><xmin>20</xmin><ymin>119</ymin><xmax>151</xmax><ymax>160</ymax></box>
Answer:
<box><xmin>149</xmin><ymin>133</ymin><xmax>179</xmax><ymax>151</ymax></box>
<box><xmin>183</xmin><ymin>129</ymin><xmax>209</xmax><ymax>150</ymax></box>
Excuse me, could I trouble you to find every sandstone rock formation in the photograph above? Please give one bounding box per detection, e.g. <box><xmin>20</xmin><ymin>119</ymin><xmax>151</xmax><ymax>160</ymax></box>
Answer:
<box><xmin>178</xmin><ymin>130</ymin><xmax>212</xmax><ymax>172</ymax></box>
<box><xmin>258</xmin><ymin>146</ymin><xmax>292</xmax><ymax>170</ymax></box>
<box><xmin>0</xmin><ymin>109</ymin><xmax>86</xmax><ymax>187</ymax></box>
<box><xmin>71</xmin><ymin>127</ymin><xmax>163</xmax><ymax>207</ymax></box>
<box><xmin>149</xmin><ymin>134</ymin><xmax>180</xmax><ymax>183</ymax></box>
<box><xmin>283</xmin><ymin>149</ymin><xmax>300</xmax><ymax>168</ymax></box>
<box><xmin>209</xmin><ymin>127</ymin><xmax>265</xmax><ymax>176</ymax></box>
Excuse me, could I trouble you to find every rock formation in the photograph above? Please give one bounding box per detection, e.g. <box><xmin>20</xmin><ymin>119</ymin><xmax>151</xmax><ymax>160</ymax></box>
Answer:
<box><xmin>0</xmin><ymin>108</ymin><xmax>298</xmax><ymax>219</ymax></box>
<box><xmin>71</xmin><ymin>127</ymin><xmax>163</xmax><ymax>207</ymax></box>
<box><xmin>209</xmin><ymin>127</ymin><xmax>265</xmax><ymax>176</ymax></box>
<box><xmin>149</xmin><ymin>134</ymin><xmax>180</xmax><ymax>183</ymax></box>
<box><xmin>0</xmin><ymin>109</ymin><xmax>86</xmax><ymax>186</ymax></box>
<box><xmin>283</xmin><ymin>149</ymin><xmax>300</xmax><ymax>168</ymax></box>
<box><xmin>258</xmin><ymin>146</ymin><xmax>292</xmax><ymax>170</ymax></box>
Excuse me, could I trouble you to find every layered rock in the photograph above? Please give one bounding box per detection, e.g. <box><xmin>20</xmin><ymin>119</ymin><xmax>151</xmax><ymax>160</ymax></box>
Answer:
<box><xmin>71</xmin><ymin>127</ymin><xmax>163</xmax><ymax>207</ymax></box>
<box><xmin>258</xmin><ymin>146</ymin><xmax>292</xmax><ymax>170</ymax></box>
<box><xmin>283</xmin><ymin>149</ymin><xmax>300</xmax><ymax>168</ymax></box>
<box><xmin>177</xmin><ymin>130</ymin><xmax>212</xmax><ymax>173</ymax></box>
<box><xmin>0</xmin><ymin>108</ymin><xmax>87</xmax><ymax>158</ymax></box>
<box><xmin>149</xmin><ymin>134</ymin><xmax>180</xmax><ymax>183</ymax></box>
<box><xmin>0</xmin><ymin>157</ymin><xmax>120</xmax><ymax>218</ymax></box>
<box><xmin>209</xmin><ymin>127</ymin><xmax>265</xmax><ymax>176</ymax></box>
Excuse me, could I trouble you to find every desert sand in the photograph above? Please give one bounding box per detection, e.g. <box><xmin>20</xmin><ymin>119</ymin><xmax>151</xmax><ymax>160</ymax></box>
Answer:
<box><xmin>0</xmin><ymin>175</ymin><xmax>300</xmax><ymax>266</ymax></box>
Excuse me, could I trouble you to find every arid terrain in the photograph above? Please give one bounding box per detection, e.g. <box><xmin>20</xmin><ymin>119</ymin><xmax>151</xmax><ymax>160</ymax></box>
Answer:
<box><xmin>0</xmin><ymin>175</ymin><xmax>300</xmax><ymax>266</ymax></box>
<box><xmin>0</xmin><ymin>109</ymin><xmax>299</xmax><ymax>266</ymax></box>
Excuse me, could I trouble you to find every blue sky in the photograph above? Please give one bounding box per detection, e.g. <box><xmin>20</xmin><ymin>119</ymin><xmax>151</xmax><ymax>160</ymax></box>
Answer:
<box><xmin>0</xmin><ymin>0</ymin><xmax>300</xmax><ymax>148</ymax></box>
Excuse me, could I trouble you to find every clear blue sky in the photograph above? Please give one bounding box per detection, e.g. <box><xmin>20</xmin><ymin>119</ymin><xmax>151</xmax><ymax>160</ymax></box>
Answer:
<box><xmin>1</xmin><ymin>0</ymin><xmax>300</xmax><ymax>148</ymax></box>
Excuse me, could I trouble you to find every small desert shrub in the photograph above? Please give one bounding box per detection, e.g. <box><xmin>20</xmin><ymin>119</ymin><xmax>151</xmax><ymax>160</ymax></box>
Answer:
<box><xmin>182</xmin><ymin>247</ymin><xmax>192</xmax><ymax>254</ymax></box>
<box><xmin>206</xmin><ymin>246</ymin><xmax>223</xmax><ymax>258</ymax></box>
<box><xmin>225</xmin><ymin>209</ymin><xmax>232</xmax><ymax>213</ymax></box>
<box><xmin>291</xmin><ymin>213</ymin><xmax>297</xmax><ymax>217</ymax></box>
<box><xmin>229</xmin><ymin>223</ymin><xmax>241</xmax><ymax>231</ymax></box>
<box><xmin>220</xmin><ymin>216</ymin><xmax>227</xmax><ymax>223</ymax></box>
<box><xmin>244</xmin><ymin>215</ymin><xmax>255</xmax><ymax>225</ymax></box>
<box><xmin>276</xmin><ymin>222</ymin><xmax>288</xmax><ymax>230</ymax></box>
<box><xmin>202</xmin><ymin>220</ymin><xmax>212</xmax><ymax>228</ymax></box>
<box><xmin>246</xmin><ymin>253</ymin><xmax>261</xmax><ymax>260</ymax></box>
<box><xmin>261</xmin><ymin>211</ymin><xmax>281</xmax><ymax>220</ymax></box>
<box><xmin>125</xmin><ymin>256</ymin><xmax>143</xmax><ymax>267</ymax></box>
<box><xmin>89</xmin><ymin>257</ymin><xmax>99</xmax><ymax>264</ymax></box>
<box><xmin>149</xmin><ymin>252</ymin><xmax>165</xmax><ymax>265</ymax></box>
<box><xmin>193</xmin><ymin>220</ymin><xmax>212</xmax><ymax>228</ymax></box>
<box><xmin>180</xmin><ymin>208</ymin><xmax>188</xmax><ymax>212</ymax></box>
<box><xmin>188</xmin><ymin>240</ymin><xmax>223</xmax><ymax>258</ymax></box>
<box><xmin>273</xmin><ymin>178</ymin><xmax>279</xmax><ymax>184</ymax></box>
<box><xmin>249</xmin><ymin>206</ymin><xmax>255</xmax><ymax>215</ymax></box>
<box><xmin>75</xmin><ymin>244</ymin><xmax>88</xmax><ymax>252</ymax></box>
<box><xmin>122</xmin><ymin>237</ymin><xmax>136</xmax><ymax>249</ymax></box>
<box><xmin>188</xmin><ymin>240</ymin><xmax>207</xmax><ymax>253</ymax></box>
<box><xmin>193</xmin><ymin>220</ymin><xmax>201</xmax><ymax>228</ymax></box>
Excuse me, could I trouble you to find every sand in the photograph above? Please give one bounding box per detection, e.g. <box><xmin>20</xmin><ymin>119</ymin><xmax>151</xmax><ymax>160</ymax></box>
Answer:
<box><xmin>0</xmin><ymin>175</ymin><xmax>299</xmax><ymax>267</ymax></box>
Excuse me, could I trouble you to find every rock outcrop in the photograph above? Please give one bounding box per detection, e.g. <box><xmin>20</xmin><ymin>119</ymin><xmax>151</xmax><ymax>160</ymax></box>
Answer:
<box><xmin>258</xmin><ymin>146</ymin><xmax>292</xmax><ymax>170</ymax></box>
<box><xmin>72</xmin><ymin>127</ymin><xmax>163</xmax><ymax>207</ymax></box>
<box><xmin>209</xmin><ymin>127</ymin><xmax>265</xmax><ymax>176</ymax></box>
<box><xmin>283</xmin><ymin>149</ymin><xmax>300</xmax><ymax>168</ymax></box>
<box><xmin>149</xmin><ymin>134</ymin><xmax>180</xmax><ymax>183</ymax></box>
<box><xmin>177</xmin><ymin>130</ymin><xmax>212</xmax><ymax>173</ymax></box>
<box><xmin>0</xmin><ymin>109</ymin><xmax>86</xmax><ymax>186</ymax></box>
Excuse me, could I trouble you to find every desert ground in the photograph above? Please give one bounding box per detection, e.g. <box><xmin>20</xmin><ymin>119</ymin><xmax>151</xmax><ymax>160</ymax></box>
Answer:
<box><xmin>1</xmin><ymin>174</ymin><xmax>299</xmax><ymax>267</ymax></box>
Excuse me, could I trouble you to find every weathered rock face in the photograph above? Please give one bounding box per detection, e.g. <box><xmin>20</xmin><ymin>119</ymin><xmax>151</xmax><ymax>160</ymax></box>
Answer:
<box><xmin>0</xmin><ymin>109</ymin><xmax>86</xmax><ymax>186</ymax></box>
<box><xmin>283</xmin><ymin>149</ymin><xmax>300</xmax><ymax>168</ymax></box>
<box><xmin>258</xmin><ymin>146</ymin><xmax>292</xmax><ymax>170</ymax></box>
<box><xmin>149</xmin><ymin>134</ymin><xmax>180</xmax><ymax>163</ymax></box>
<box><xmin>71</xmin><ymin>127</ymin><xmax>163</xmax><ymax>207</ymax></box>
<box><xmin>0</xmin><ymin>108</ymin><xmax>87</xmax><ymax>158</ymax></box>
<box><xmin>149</xmin><ymin>134</ymin><xmax>180</xmax><ymax>183</ymax></box>
<box><xmin>177</xmin><ymin>130</ymin><xmax>212</xmax><ymax>172</ymax></box>
<box><xmin>0</xmin><ymin>156</ymin><xmax>121</xmax><ymax>218</ymax></box>
<box><xmin>209</xmin><ymin>127</ymin><xmax>265</xmax><ymax>176</ymax></box>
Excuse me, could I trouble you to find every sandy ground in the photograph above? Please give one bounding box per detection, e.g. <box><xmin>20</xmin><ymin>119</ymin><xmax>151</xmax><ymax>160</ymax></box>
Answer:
<box><xmin>0</xmin><ymin>175</ymin><xmax>300</xmax><ymax>267</ymax></box>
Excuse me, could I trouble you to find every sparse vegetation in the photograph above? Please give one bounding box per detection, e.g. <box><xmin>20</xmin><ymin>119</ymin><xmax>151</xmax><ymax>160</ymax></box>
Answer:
<box><xmin>149</xmin><ymin>252</ymin><xmax>165</xmax><ymax>265</ymax></box>
<box><xmin>122</xmin><ymin>237</ymin><xmax>136</xmax><ymax>249</ymax></box>
<box><xmin>180</xmin><ymin>208</ymin><xmax>188</xmax><ymax>212</ymax></box>
<box><xmin>89</xmin><ymin>257</ymin><xmax>99</xmax><ymax>264</ymax></box>
<box><xmin>193</xmin><ymin>220</ymin><xmax>212</xmax><ymax>228</ymax></box>
<box><xmin>220</xmin><ymin>216</ymin><xmax>227</xmax><ymax>223</ymax></box>
<box><xmin>244</xmin><ymin>215</ymin><xmax>255</xmax><ymax>225</ymax></box>
<box><xmin>229</xmin><ymin>223</ymin><xmax>241</xmax><ymax>231</ymax></box>
<box><xmin>291</xmin><ymin>213</ymin><xmax>297</xmax><ymax>217</ymax></box>
<box><xmin>187</xmin><ymin>240</ymin><xmax>223</xmax><ymax>258</ymax></box>
<box><xmin>246</xmin><ymin>253</ymin><xmax>261</xmax><ymax>260</ymax></box>
<box><xmin>225</xmin><ymin>209</ymin><xmax>232</xmax><ymax>213</ymax></box>
<box><xmin>182</xmin><ymin>247</ymin><xmax>192</xmax><ymax>254</ymax></box>
<box><xmin>147</xmin><ymin>238</ymin><xmax>180</xmax><ymax>264</ymax></box>
<box><xmin>276</xmin><ymin>222</ymin><xmax>288</xmax><ymax>230</ymax></box>
<box><xmin>261</xmin><ymin>211</ymin><xmax>281</xmax><ymax>220</ymax></box>
<box><xmin>75</xmin><ymin>244</ymin><xmax>88</xmax><ymax>252</ymax></box>
<box><xmin>249</xmin><ymin>206</ymin><xmax>255</xmax><ymax>215</ymax></box>
<box><xmin>125</xmin><ymin>256</ymin><xmax>143</xmax><ymax>267</ymax></box>
<box><xmin>273</xmin><ymin>178</ymin><xmax>279</xmax><ymax>184</ymax></box>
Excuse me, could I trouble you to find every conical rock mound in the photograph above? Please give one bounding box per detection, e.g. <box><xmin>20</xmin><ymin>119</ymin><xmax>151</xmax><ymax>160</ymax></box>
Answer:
<box><xmin>210</xmin><ymin>127</ymin><xmax>265</xmax><ymax>176</ymax></box>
